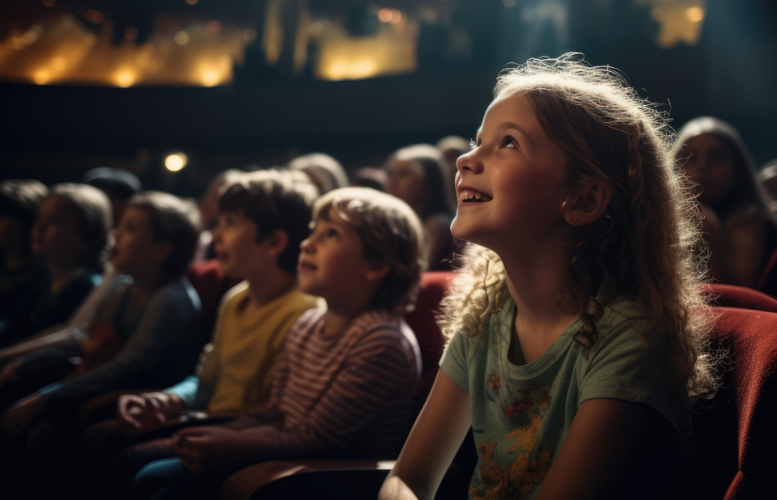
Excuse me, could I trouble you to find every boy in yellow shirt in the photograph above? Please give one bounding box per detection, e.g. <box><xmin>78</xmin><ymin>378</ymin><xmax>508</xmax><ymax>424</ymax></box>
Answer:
<box><xmin>116</xmin><ymin>170</ymin><xmax>320</xmax><ymax>433</ymax></box>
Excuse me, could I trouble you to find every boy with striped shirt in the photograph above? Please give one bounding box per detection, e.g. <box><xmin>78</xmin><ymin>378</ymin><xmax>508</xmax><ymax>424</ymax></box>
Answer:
<box><xmin>134</xmin><ymin>187</ymin><xmax>425</xmax><ymax>499</ymax></box>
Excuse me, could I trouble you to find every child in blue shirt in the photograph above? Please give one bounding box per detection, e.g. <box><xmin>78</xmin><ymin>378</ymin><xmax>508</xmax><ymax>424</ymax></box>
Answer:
<box><xmin>380</xmin><ymin>54</ymin><xmax>717</xmax><ymax>500</ymax></box>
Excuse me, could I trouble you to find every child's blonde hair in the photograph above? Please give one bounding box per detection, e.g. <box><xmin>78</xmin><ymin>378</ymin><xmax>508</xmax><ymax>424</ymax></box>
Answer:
<box><xmin>313</xmin><ymin>187</ymin><xmax>426</xmax><ymax>314</ymax></box>
<box><xmin>439</xmin><ymin>54</ymin><xmax>716</xmax><ymax>399</ymax></box>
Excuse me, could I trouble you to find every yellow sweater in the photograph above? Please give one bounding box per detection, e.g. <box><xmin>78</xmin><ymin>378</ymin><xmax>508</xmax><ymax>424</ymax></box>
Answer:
<box><xmin>197</xmin><ymin>281</ymin><xmax>320</xmax><ymax>412</ymax></box>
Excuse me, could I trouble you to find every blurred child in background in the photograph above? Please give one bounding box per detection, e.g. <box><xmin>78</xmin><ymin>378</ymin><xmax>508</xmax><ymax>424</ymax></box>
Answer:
<box><xmin>0</xmin><ymin>184</ymin><xmax>110</xmax><ymax>348</ymax></box>
<box><xmin>674</xmin><ymin>117</ymin><xmax>777</xmax><ymax>287</ymax></box>
<box><xmin>131</xmin><ymin>187</ymin><xmax>424</xmax><ymax>500</ymax></box>
<box><xmin>385</xmin><ymin>144</ymin><xmax>455</xmax><ymax>270</ymax></box>
<box><xmin>288</xmin><ymin>152</ymin><xmax>348</xmax><ymax>195</ymax></box>
<box><xmin>0</xmin><ymin>180</ymin><xmax>49</xmax><ymax>337</ymax></box>
<box><xmin>0</xmin><ymin>191</ymin><xmax>202</xmax><ymax>497</ymax></box>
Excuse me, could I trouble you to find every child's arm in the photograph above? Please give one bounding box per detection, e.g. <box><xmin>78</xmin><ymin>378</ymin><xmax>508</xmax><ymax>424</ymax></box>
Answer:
<box><xmin>379</xmin><ymin>371</ymin><xmax>471</xmax><ymax>500</ymax></box>
<box><xmin>534</xmin><ymin>398</ymin><xmax>651</xmax><ymax>500</ymax></box>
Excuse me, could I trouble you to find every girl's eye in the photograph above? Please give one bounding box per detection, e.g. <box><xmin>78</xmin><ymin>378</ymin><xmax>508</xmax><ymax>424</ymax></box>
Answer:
<box><xmin>502</xmin><ymin>136</ymin><xmax>517</xmax><ymax>149</ymax></box>
<box><xmin>326</xmin><ymin>228</ymin><xmax>338</xmax><ymax>238</ymax></box>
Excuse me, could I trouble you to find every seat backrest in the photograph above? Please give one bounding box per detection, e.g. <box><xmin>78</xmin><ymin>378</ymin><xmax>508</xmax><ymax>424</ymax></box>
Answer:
<box><xmin>703</xmin><ymin>283</ymin><xmax>777</xmax><ymax>313</ymax></box>
<box><xmin>403</xmin><ymin>272</ymin><xmax>453</xmax><ymax>397</ymax></box>
<box><xmin>693</xmin><ymin>307</ymin><xmax>777</xmax><ymax>500</ymax></box>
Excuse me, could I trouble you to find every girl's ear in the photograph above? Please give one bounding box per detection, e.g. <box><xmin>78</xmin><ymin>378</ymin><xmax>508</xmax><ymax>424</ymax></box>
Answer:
<box><xmin>365</xmin><ymin>263</ymin><xmax>390</xmax><ymax>283</ymax></box>
<box><xmin>263</xmin><ymin>229</ymin><xmax>289</xmax><ymax>258</ymax></box>
<box><xmin>561</xmin><ymin>178</ymin><xmax>612</xmax><ymax>226</ymax></box>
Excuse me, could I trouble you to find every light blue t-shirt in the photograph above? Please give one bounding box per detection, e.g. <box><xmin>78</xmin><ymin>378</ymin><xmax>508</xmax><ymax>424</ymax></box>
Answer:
<box><xmin>440</xmin><ymin>294</ymin><xmax>696</xmax><ymax>500</ymax></box>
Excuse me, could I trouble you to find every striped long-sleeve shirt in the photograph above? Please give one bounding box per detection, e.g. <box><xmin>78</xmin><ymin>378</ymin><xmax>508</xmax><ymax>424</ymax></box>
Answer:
<box><xmin>248</xmin><ymin>307</ymin><xmax>422</xmax><ymax>459</ymax></box>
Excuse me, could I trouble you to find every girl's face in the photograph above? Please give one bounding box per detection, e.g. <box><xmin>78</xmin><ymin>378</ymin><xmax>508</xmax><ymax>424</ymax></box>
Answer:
<box><xmin>451</xmin><ymin>93</ymin><xmax>569</xmax><ymax>251</ymax></box>
<box><xmin>386</xmin><ymin>160</ymin><xmax>429</xmax><ymax>217</ymax></box>
<box><xmin>31</xmin><ymin>195</ymin><xmax>85</xmax><ymax>263</ymax></box>
<box><xmin>297</xmin><ymin>207</ymin><xmax>374</xmax><ymax>302</ymax></box>
<box><xmin>110</xmin><ymin>206</ymin><xmax>169</xmax><ymax>276</ymax></box>
<box><xmin>681</xmin><ymin>133</ymin><xmax>736</xmax><ymax>204</ymax></box>
<box><xmin>212</xmin><ymin>210</ymin><xmax>274</xmax><ymax>279</ymax></box>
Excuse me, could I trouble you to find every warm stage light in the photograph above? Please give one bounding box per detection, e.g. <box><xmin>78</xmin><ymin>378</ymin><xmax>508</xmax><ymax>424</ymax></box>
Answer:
<box><xmin>389</xmin><ymin>10</ymin><xmax>402</xmax><ymax>24</ymax></box>
<box><xmin>32</xmin><ymin>70</ymin><xmax>50</xmax><ymax>85</ymax></box>
<box><xmin>52</xmin><ymin>57</ymin><xmax>67</xmax><ymax>71</ymax></box>
<box><xmin>115</xmin><ymin>71</ymin><xmax>136</xmax><ymax>87</ymax></box>
<box><xmin>165</xmin><ymin>153</ymin><xmax>188</xmax><ymax>172</ymax></box>
<box><xmin>200</xmin><ymin>70</ymin><xmax>221</xmax><ymax>87</ymax></box>
<box><xmin>686</xmin><ymin>7</ymin><xmax>704</xmax><ymax>23</ymax></box>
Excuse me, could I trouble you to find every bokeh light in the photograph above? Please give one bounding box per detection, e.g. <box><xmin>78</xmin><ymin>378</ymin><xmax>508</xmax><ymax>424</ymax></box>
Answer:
<box><xmin>686</xmin><ymin>7</ymin><xmax>704</xmax><ymax>23</ymax></box>
<box><xmin>165</xmin><ymin>153</ymin><xmax>188</xmax><ymax>172</ymax></box>
<box><xmin>174</xmin><ymin>31</ymin><xmax>190</xmax><ymax>45</ymax></box>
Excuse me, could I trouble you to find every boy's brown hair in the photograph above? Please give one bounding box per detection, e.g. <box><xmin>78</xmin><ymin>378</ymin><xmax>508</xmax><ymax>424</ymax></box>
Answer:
<box><xmin>312</xmin><ymin>187</ymin><xmax>426</xmax><ymax>314</ymax></box>
<box><xmin>219</xmin><ymin>170</ymin><xmax>318</xmax><ymax>274</ymax></box>
<box><xmin>127</xmin><ymin>191</ymin><xmax>201</xmax><ymax>280</ymax></box>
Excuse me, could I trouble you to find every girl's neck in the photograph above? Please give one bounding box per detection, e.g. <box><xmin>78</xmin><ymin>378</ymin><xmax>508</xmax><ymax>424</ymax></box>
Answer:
<box><xmin>245</xmin><ymin>269</ymin><xmax>296</xmax><ymax>309</ymax></box>
<box><xmin>499</xmin><ymin>238</ymin><xmax>581</xmax><ymax>339</ymax></box>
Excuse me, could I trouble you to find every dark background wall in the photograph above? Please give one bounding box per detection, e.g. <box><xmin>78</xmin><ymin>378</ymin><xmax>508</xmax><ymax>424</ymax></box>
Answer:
<box><xmin>2</xmin><ymin>0</ymin><xmax>776</xmax><ymax>198</ymax></box>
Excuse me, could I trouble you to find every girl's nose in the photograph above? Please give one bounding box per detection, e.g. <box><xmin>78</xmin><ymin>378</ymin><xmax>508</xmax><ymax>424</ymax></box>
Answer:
<box><xmin>300</xmin><ymin>237</ymin><xmax>314</xmax><ymax>253</ymax></box>
<box><xmin>456</xmin><ymin>149</ymin><xmax>482</xmax><ymax>176</ymax></box>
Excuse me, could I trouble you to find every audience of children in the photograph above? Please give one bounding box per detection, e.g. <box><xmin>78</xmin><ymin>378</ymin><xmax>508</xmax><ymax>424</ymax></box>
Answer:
<box><xmin>128</xmin><ymin>186</ymin><xmax>424</xmax><ymax>499</ymax></box>
<box><xmin>0</xmin><ymin>191</ymin><xmax>203</xmax><ymax>497</ymax></box>
<box><xmin>673</xmin><ymin>116</ymin><xmax>777</xmax><ymax>288</ymax></box>
<box><xmin>3</xmin><ymin>55</ymin><xmax>777</xmax><ymax>500</ymax></box>
<box><xmin>380</xmin><ymin>54</ymin><xmax>716</xmax><ymax>500</ymax></box>
<box><xmin>385</xmin><ymin>144</ymin><xmax>456</xmax><ymax>270</ymax></box>
<box><xmin>0</xmin><ymin>183</ymin><xmax>111</xmax><ymax>349</ymax></box>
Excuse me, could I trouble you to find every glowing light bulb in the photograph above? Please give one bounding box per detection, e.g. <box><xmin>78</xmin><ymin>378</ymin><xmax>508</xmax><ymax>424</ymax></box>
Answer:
<box><xmin>200</xmin><ymin>70</ymin><xmax>221</xmax><ymax>87</ymax></box>
<box><xmin>32</xmin><ymin>70</ymin><xmax>50</xmax><ymax>85</ymax></box>
<box><xmin>115</xmin><ymin>72</ymin><xmax>136</xmax><ymax>88</ymax></box>
<box><xmin>390</xmin><ymin>10</ymin><xmax>402</xmax><ymax>24</ymax></box>
<box><xmin>165</xmin><ymin>154</ymin><xmax>188</xmax><ymax>171</ymax></box>
<box><xmin>686</xmin><ymin>7</ymin><xmax>704</xmax><ymax>23</ymax></box>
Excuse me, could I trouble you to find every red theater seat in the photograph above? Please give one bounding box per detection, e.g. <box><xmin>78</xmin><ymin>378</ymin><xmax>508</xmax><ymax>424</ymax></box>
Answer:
<box><xmin>703</xmin><ymin>283</ymin><xmax>777</xmax><ymax>312</ymax></box>
<box><xmin>693</xmin><ymin>306</ymin><xmax>777</xmax><ymax>500</ymax></box>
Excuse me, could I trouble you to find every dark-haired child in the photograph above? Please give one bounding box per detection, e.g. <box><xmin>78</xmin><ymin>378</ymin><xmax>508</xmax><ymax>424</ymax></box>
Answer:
<box><xmin>132</xmin><ymin>187</ymin><xmax>424</xmax><ymax>500</ymax></box>
<box><xmin>0</xmin><ymin>180</ymin><xmax>49</xmax><ymax>332</ymax></box>
<box><xmin>0</xmin><ymin>191</ymin><xmax>203</xmax><ymax>495</ymax></box>
<box><xmin>385</xmin><ymin>144</ymin><xmax>455</xmax><ymax>271</ymax></box>
<box><xmin>113</xmin><ymin>171</ymin><xmax>320</xmax><ymax>434</ymax></box>
<box><xmin>0</xmin><ymin>183</ymin><xmax>111</xmax><ymax>348</ymax></box>
<box><xmin>674</xmin><ymin>117</ymin><xmax>777</xmax><ymax>287</ymax></box>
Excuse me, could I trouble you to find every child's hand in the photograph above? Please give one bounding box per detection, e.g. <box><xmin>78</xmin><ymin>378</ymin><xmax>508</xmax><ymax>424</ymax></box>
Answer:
<box><xmin>172</xmin><ymin>426</ymin><xmax>259</xmax><ymax>475</ymax></box>
<box><xmin>0</xmin><ymin>392</ymin><xmax>46</xmax><ymax>436</ymax></box>
<box><xmin>116</xmin><ymin>394</ymin><xmax>167</xmax><ymax>437</ymax></box>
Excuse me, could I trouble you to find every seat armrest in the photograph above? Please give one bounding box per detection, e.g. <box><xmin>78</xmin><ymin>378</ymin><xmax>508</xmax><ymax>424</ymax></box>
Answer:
<box><xmin>220</xmin><ymin>460</ymin><xmax>396</xmax><ymax>500</ymax></box>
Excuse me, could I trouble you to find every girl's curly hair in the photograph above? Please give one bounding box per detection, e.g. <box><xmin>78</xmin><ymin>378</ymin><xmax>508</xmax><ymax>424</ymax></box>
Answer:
<box><xmin>438</xmin><ymin>54</ymin><xmax>718</xmax><ymax>400</ymax></box>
